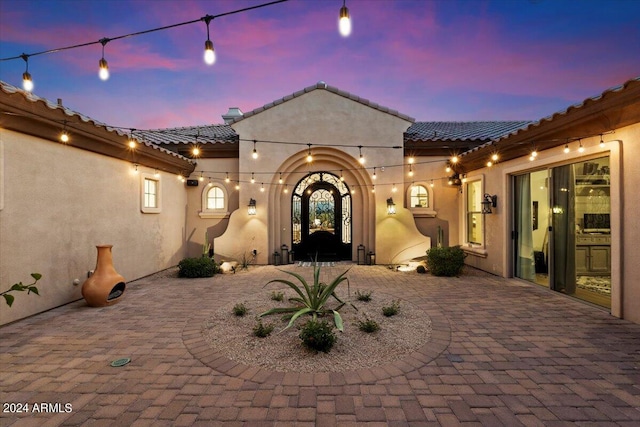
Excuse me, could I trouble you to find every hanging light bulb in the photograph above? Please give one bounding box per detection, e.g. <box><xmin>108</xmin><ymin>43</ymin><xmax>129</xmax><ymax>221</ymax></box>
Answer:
<box><xmin>563</xmin><ymin>144</ymin><xmax>570</xmax><ymax>154</ymax></box>
<box><xmin>408</xmin><ymin>164</ymin><xmax>414</xmax><ymax>177</ymax></box>
<box><xmin>202</xmin><ymin>15</ymin><xmax>216</xmax><ymax>65</ymax></box>
<box><xmin>491</xmin><ymin>153</ymin><xmax>499</xmax><ymax>162</ymax></box>
<box><xmin>178</xmin><ymin>174</ymin><xmax>184</xmax><ymax>181</ymax></box>
<box><xmin>445</xmin><ymin>164</ymin><xmax>452</xmax><ymax>173</ymax></box>
<box><xmin>235</xmin><ymin>182</ymin><xmax>240</xmax><ymax>190</ymax></box>
<box><xmin>192</xmin><ymin>147</ymin><xmax>200</xmax><ymax>156</ymax></box>
<box><xmin>279</xmin><ymin>173</ymin><xmax>283</xmax><ymax>184</ymax></box>
<box><xmin>599</xmin><ymin>135</ymin><xmax>605</xmax><ymax>148</ymax></box>
<box><xmin>132</xmin><ymin>164</ymin><xmax>139</xmax><ymax>174</ymax></box>
<box><xmin>306</xmin><ymin>144</ymin><xmax>313</xmax><ymax>163</ymax></box>
<box><xmin>371</xmin><ymin>186</ymin><xmax>375</xmax><ymax>193</ymax></box>
<box><xmin>338</xmin><ymin>0</ymin><xmax>352</xmax><ymax>37</ymax></box>
<box><xmin>372</xmin><ymin>167</ymin><xmax>377</xmax><ymax>180</ymax></box>
<box><xmin>408</xmin><ymin>156</ymin><xmax>415</xmax><ymax>164</ymax></box>
<box><xmin>340</xmin><ymin>170</ymin><xmax>344</xmax><ymax>181</ymax></box>
<box><xmin>283</xmin><ymin>185</ymin><xmax>289</xmax><ymax>194</ymax></box>
<box><xmin>252</xmin><ymin>140</ymin><xmax>258</xmax><ymax>159</ymax></box>
<box><xmin>251</xmin><ymin>173</ymin><xmax>255</xmax><ymax>184</ymax></box>
<box><xmin>392</xmin><ymin>183</ymin><xmax>397</xmax><ymax>193</ymax></box>
<box><xmin>98</xmin><ymin>38</ymin><xmax>110</xmax><ymax>81</ymax></box>
<box><xmin>451</xmin><ymin>155</ymin><xmax>459</xmax><ymax>164</ymax></box>
<box><xmin>20</xmin><ymin>54</ymin><xmax>33</xmax><ymax>91</ymax></box>
<box><xmin>208</xmin><ymin>179</ymin><xmax>213</xmax><ymax>187</ymax></box>
<box><xmin>487</xmin><ymin>161</ymin><xmax>493</xmax><ymax>167</ymax></box>
<box><xmin>578</xmin><ymin>139</ymin><xmax>585</xmax><ymax>153</ymax></box>
<box><xmin>225</xmin><ymin>172</ymin><xmax>230</xmax><ymax>183</ymax></box>
<box><xmin>59</xmin><ymin>122</ymin><xmax>69</xmax><ymax>143</ymax></box>
<box><xmin>199</xmin><ymin>173</ymin><xmax>204</xmax><ymax>182</ymax></box>
<box><xmin>351</xmin><ymin>189</ymin><xmax>355</xmax><ymax>194</ymax></box>
<box><xmin>358</xmin><ymin>146</ymin><xmax>365</xmax><ymax>164</ymax></box>
<box><xmin>531</xmin><ymin>149</ymin><xmax>538</xmax><ymax>158</ymax></box>
<box><xmin>154</xmin><ymin>169</ymin><xmax>160</xmax><ymax>178</ymax></box>
<box><xmin>128</xmin><ymin>131</ymin><xmax>136</xmax><ymax>149</ymax></box>
<box><xmin>260</xmin><ymin>183</ymin><xmax>265</xmax><ymax>192</ymax></box>
<box><xmin>430</xmin><ymin>180</ymin><xmax>434</xmax><ymax>188</ymax></box>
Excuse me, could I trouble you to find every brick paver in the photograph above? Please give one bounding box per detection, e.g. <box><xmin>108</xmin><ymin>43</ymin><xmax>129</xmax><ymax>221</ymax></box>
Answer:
<box><xmin>1</xmin><ymin>264</ymin><xmax>639</xmax><ymax>426</ymax></box>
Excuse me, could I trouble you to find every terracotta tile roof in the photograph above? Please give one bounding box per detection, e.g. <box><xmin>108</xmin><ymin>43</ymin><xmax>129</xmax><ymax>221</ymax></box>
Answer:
<box><xmin>137</xmin><ymin>124</ymin><xmax>238</xmax><ymax>145</ymax></box>
<box><xmin>230</xmin><ymin>81</ymin><xmax>416</xmax><ymax>123</ymax></box>
<box><xmin>405</xmin><ymin>121</ymin><xmax>532</xmax><ymax>142</ymax></box>
<box><xmin>0</xmin><ymin>81</ymin><xmax>193</xmax><ymax>162</ymax></box>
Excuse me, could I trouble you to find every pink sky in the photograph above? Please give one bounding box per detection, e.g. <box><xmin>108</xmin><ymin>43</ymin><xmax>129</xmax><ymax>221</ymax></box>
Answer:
<box><xmin>1</xmin><ymin>0</ymin><xmax>639</xmax><ymax>129</ymax></box>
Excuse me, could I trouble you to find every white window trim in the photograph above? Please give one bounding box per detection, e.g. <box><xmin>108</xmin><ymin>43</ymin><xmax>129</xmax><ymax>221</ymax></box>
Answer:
<box><xmin>406</xmin><ymin>182</ymin><xmax>436</xmax><ymax>217</ymax></box>
<box><xmin>140</xmin><ymin>172</ymin><xmax>161</xmax><ymax>214</ymax></box>
<box><xmin>462</xmin><ymin>176</ymin><xmax>487</xmax><ymax>253</ymax></box>
<box><xmin>199</xmin><ymin>181</ymin><xmax>230</xmax><ymax>219</ymax></box>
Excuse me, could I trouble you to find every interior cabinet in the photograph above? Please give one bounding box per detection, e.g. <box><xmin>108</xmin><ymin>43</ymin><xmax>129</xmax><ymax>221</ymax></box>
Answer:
<box><xmin>576</xmin><ymin>235</ymin><xmax>611</xmax><ymax>275</ymax></box>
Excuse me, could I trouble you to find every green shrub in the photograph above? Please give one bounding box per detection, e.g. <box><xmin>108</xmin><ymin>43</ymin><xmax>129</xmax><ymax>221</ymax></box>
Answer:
<box><xmin>253</xmin><ymin>320</ymin><xmax>275</xmax><ymax>337</ymax></box>
<box><xmin>299</xmin><ymin>319</ymin><xmax>336</xmax><ymax>353</ymax></box>
<box><xmin>232</xmin><ymin>303</ymin><xmax>248</xmax><ymax>317</ymax></box>
<box><xmin>178</xmin><ymin>257</ymin><xmax>218</xmax><ymax>278</ymax></box>
<box><xmin>357</xmin><ymin>317</ymin><xmax>380</xmax><ymax>333</ymax></box>
<box><xmin>426</xmin><ymin>246</ymin><xmax>466</xmax><ymax>277</ymax></box>
<box><xmin>355</xmin><ymin>289</ymin><xmax>372</xmax><ymax>302</ymax></box>
<box><xmin>382</xmin><ymin>300</ymin><xmax>400</xmax><ymax>317</ymax></box>
<box><xmin>270</xmin><ymin>291</ymin><xmax>284</xmax><ymax>302</ymax></box>
<box><xmin>416</xmin><ymin>265</ymin><xmax>427</xmax><ymax>274</ymax></box>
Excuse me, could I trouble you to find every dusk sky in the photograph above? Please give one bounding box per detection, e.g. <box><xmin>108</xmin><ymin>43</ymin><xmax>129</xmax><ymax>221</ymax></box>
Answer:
<box><xmin>1</xmin><ymin>0</ymin><xmax>639</xmax><ymax>130</ymax></box>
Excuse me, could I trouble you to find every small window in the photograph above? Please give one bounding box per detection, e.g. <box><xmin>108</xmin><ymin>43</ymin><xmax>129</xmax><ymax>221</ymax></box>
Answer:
<box><xmin>200</xmin><ymin>182</ymin><xmax>230</xmax><ymax>218</ymax></box>
<box><xmin>140</xmin><ymin>173</ymin><xmax>161</xmax><ymax>213</ymax></box>
<box><xmin>207</xmin><ymin>186</ymin><xmax>224</xmax><ymax>210</ymax></box>
<box><xmin>410</xmin><ymin>185</ymin><xmax>429</xmax><ymax>208</ymax></box>
<box><xmin>466</xmin><ymin>180</ymin><xmax>483</xmax><ymax>245</ymax></box>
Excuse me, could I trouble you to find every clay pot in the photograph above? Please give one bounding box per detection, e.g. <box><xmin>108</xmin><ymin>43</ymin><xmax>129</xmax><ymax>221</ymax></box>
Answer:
<box><xmin>81</xmin><ymin>245</ymin><xmax>126</xmax><ymax>307</ymax></box>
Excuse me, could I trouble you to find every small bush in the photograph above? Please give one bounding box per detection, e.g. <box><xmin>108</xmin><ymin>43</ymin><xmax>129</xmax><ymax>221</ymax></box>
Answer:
<box><xmin>232</xmin><ymin>303</ymin><xmax>248</xmax><ymax>317</ymax></box>
<box><xmin>253</xmin><ymin>320</ymin><xmax>275</xmax><ymax>337</ymax></box>
<box><xmin>178</xmin><ymin>257</ymin><xmax>218</xmax><ymax>278</ymax></box>
<box><xmin>382</xmin><ymin>300</ymin><xmax>400</xmax><ymax>317</ymax></box>
<box><xmin>426</xmin><ymin>246</ymin><xmax>466</xmax><ymax>277</ymax></box>
<box><xmin>355</xmin><ymin>289</ymin><xmax>372</xmax><ymax>302</ymax></box>
<box><xmin>299</xmin><ymin>320</ymin><xmax>336</xmax><ymax>353</ymax></box>
<box><xmin>270</xmin><ymin>291</ymin><xmax>284</xmax><ymax>302</ymax></box>
<box><xmin>357</xmin><ymin>317</ymin><xmax>380</xmax><ymax>333</ymax></box>
<box><xmin>416</xmin><ymin>265</ymin><xmax>427</xmax><ymax>274</ymax></box>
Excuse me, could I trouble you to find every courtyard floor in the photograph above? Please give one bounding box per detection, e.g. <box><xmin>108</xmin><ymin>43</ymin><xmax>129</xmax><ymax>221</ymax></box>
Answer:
<box><xmin>1</xmin><ymin>264</ymin><xmax>639</xmax><ymax>426</ymax></box>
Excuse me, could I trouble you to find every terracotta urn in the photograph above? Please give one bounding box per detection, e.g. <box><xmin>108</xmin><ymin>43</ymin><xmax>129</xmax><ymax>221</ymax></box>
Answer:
<box><xmin>81</xmin><ymin>245</ymin><xmax>126</xmax><ymax>307</ymax></box>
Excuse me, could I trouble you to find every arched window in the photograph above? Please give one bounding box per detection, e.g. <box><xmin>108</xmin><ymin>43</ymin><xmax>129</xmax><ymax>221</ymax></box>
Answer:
<box><xmin>406</xmin><ymin>182</ymin><xmax>436</xmax><ymax>217</ymax></box>
<box><xmin>200</xmin><ymin>183</ymin><xmax>229</xmax><ymax>218</ymax></box>
<box><xmin>410</xmin><ymin>185</ymin><xmax>429</xmax><ymax>208</ymax></box>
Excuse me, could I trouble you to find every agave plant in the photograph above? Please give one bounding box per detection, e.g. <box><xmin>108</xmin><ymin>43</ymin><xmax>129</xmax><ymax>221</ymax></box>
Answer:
<box><xmin>259</xmin><ymin>263</ymin><xmax>355</xmax><ymax>332</ymax></box>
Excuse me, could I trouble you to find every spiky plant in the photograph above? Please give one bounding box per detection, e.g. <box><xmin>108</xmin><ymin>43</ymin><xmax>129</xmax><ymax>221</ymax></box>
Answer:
<box><xmin>260</xmin><ymin>262</ymin><xmax>355</xmax><ymax>332</ymax></box>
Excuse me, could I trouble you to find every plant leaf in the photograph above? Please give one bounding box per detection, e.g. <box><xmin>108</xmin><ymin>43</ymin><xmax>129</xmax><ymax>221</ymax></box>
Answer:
<box><xmin>28</xmin><ymin>286</ymin><xmax>39</xmax><ymax>296</ymax></box>
<box><xmin>282</xmin><ymin>307</ymin><xmax>313</xmax><ymax>331</ymax></box>
<box><xmin>11</xmin><ymin>284</ymin><xmax>25</xmax><ymax>291</ymax></box>
<box><xmin>31</xmin><ymin>273</ymin><xmax>42</xmax><ymax>281</ymax></box>
<box><xmin>3</xmin><ymin>294</ymin><xmax>14</xmax><ymax>307</ymax></box>
<box><xmin>258</xmin><ymin>307</ymin><xmax>300</xmax><ymax>317</ymax></box>
<box><xmin>332</xmin><ymin>310</ymin><xmax>344</xmax><ymax>332</ymax></box>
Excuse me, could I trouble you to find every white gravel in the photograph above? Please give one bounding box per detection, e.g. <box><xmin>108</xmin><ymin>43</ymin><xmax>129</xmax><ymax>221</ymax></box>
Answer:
<box><xmin>202</xmin><ymin>288</ymin><xmax>432</xmax><ymax>372</ymax></box>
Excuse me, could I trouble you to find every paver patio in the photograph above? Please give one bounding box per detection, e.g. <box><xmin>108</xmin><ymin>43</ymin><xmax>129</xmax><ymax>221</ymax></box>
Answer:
<box><xmin>1</xmin><ymin>264</ymin><xmax>639</xmax><ymax>426</ymax></box>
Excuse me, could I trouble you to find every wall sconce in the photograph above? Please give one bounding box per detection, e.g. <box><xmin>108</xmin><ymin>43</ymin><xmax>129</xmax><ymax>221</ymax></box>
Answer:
<box><xmin>248</xmin><ymin>198</ymin><xmax>257</xmax><ymax>215</ymax></box>
<box><xmin>386</xmin><ymin>197</ymin><xmax>396</xmax><ymax>215</ymax></box>
<box><xmin>482</xmin><ymin>194</ymin><xmax>497</xmax><ymax>214</ymax></box>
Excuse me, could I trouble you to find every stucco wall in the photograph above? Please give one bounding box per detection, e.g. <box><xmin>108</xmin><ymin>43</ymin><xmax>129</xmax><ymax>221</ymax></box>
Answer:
<box><xmin>467</xmin><ymin>123</ymin><xmax>638</xmax><ymax>322</ymax></box>
<box><xmin>216</xmin><ymin>88</ymin><xmax>430</xmax><ymax>264</ymax></box>
<box><xmin>0</xmin><ymin>130</ymin><xmax>188</xmax><ymax>325</ymax></box>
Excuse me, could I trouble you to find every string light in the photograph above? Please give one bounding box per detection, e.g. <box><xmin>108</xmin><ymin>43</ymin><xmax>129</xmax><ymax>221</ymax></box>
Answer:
<box><xmin>192</xmin><ymin>146</ymin><xmax>200</xmax><ymax>156</ymax></box>
<box><xmin>450</xmin><ymin>155</ymin><xmax>459</xmax><ymax>164</ymax></box>
<box><xmin>392</xmin><ymin>183</ymin><xmax>397</xmax><ymax>193</ymax></box>
<box><xmin>225</xmin><ymin>172</ymin><xmax>230</xmax><ymax>183</ymax></box>
<box><xmin>408</xmin><ymin>164</ymin><xmax>414</xmax><ymax>177</ymax></box>
<box><xmin>408</xmin><ymin>156</ymin><xmax>415</xmax><ymax>164</ymax></box>
<box><xmin>372</xmin><ymin>167</ymin><xmax>377</xmax><ymax>180</ymax></box>
<box><xmin>578</xmin><ymin>139</ymin><xmax>585</xmax><ymax>153</ymax></box>
<box><xmin>445</xmin><ymin>164</ymin><xmax>452</xmax><ymax>173</ymax></box>
<box><xmin>98</xmin><ymin>38</ymin><xmax>110</xmax><ymax>81</ymax></box>
<box><xmin>20</xmin><ymin>54</ymin><xmax>33</xmax><ymax>92</ymax></box>
<box><xmin>235</xmin><ymin>182</ymin><xmax>240</xmax><ymax>190</ymax></box>
<box><xmin>132</xmin><ymin>163</ymin><xmax>139</xmax><ymax>174</ymax></box>
<box><xmin>340</xmin><ymin>170</ymin><xmax>344</xmax><ymax>181</ymax></box>
<box><xmin>279</xmin><ymin>172</ymin><xmax>283</xmax><ymax>184</ymax></box>
<box><xmin>306</xmin><ymin>144</ymin><xmax>313</xmax><ymax>163</ymax></box>
<box><xmin>338</xmin><ymin>0</ymin><xmax>352</xmax><ymax>37</ymax></box>
<box><xmin>486</xmin><ymin>161</ymin><xmax>493</xmax><ymax>167</ymax></box>
<box><xmin>128</xmin><ymin>130</ymin><xmax>136</xmax><ymax>149</ymax></box>
<box><xmin>563</xmin><ymin>144</ymin><xmax>570</xmax><ymax>154</ymax></box>
<box><xmin>599</xmin><ymin>135</ymin><xmax>605</xmax><ymax>148</ymax></box>
<box><xmin>283</xmin><ymin>185</ymin><xmax>289</xmax><ymax>193</ymax></box>
<box><xmin>59</xmin><ymin>121</ymin><xmax>69</xmax><ymax>143</ymax></box>
<box><xmin>199</xmin><ymin>173</ymin><xmax>204</xmax><ymax>182</ymax></box>
<box><xmin>491</xmin><ymin>153</ymin><xmax>499</xmax><ymax>162</ymax></box>
<box><xmin>260</xmin><ymin>183</ymin><xmax>265</xmax><ymax>192</ymax></box>
<box><xmin>202</xmin><ymin>15</ymin><xmax>216</xmax><ymax>65</ymax></box>
<box><xmin>371</xmin><ymin>185</ymin><xmax>375</xmax><ymax>193</ymax></box>
<box><xmin>358</xmin><ymin>145</ymin><xmax>365</xmax><ymax>164</ymax></box>
<box><xmin>430</xmin><ymin>179</ymin><xmax>434</xmax><ymax>188</ymax></box>
<box><xmin>252</xmin><ymin>140</ymin><xmax>258</xmax><ymax>159</ymax></box>
<box><xmin>250</xmin><ymin>172</ymin><xmax>255</xmax><ymax>184</ymax></box>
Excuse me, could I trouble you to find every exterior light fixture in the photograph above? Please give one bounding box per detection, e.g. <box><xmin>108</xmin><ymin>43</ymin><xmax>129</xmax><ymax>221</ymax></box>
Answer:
<box><xmin>599</xmin><ymin>135</ymin><xmax>605</xmax><ymax>148</ymax></box>
<box><xmin>202</xmin><ymin>15</ymin><xmax>216</xmax><ymax>65</ymax></box>
<box><xmin>192</xmin><ymin>146</ymin><xmax>200</xmax><ymax>157</ymax></box>
<box><xmin>564</xmin><ymin>144</ymin><xmax>570</xmax><ymax>154</ymax></box>
<box><xmin>491</xmin><ymin>153</ymin><xmax>499</xmax><ymax>162</ymax></box>
<box><xmin>481</xmin><ymin>194</ymin><xmax>497</xmax><ymax>214</ymax></box>
<box><xmin>386</xmin><ymin>197</ymin><xmax>396</xmax><ymax>215</ymax></box>
<box><xmin>127</xmin><ymin>130</ymin><xmax>136</xmax><ymax>149</ymax></box>
<box><xmin>306</xmin><ymin>144</ymin><xmax>313</xmax><ymax>163</ymax></box>
<box><xmin>20</xmin><ymin>54</ymin><xmax>33</xmax><ymax>91</ymax></box>
<box><xmin>358</xmin><ymin>145</ymin><xmax>365</xmax><ymax>164</ymax></box>
<box><xmin>252</xmin><ymin>140</ymin><xmax>258</xmax><ymax>159</ymax></box>
<box><xmin>338</xmin><ymin>0</ymin><xmax>352</xmax><ymax>37</ymax></box>
<box><xmin>60</xmin><ymin>121</ymin><xmax>70</xmax><ymax>143</ymax></box>
<box><xmin>248</xmin><ymin>198</ymin><xmax>257</xmax><ymax>215</ymax></box>
<box><xmin>578</xmin><ymin>139</ymin><xmax>585</xmax><ymax>153</ymax></box>
<box><xmin>98</xmin><ymin>38</ymin><xmax>110</xmax><ymax>81</ymax></box>
<box><xmin>451</xmin><ymin>155</ymin><xmax>459</xmax><ymax>164</ymax></box>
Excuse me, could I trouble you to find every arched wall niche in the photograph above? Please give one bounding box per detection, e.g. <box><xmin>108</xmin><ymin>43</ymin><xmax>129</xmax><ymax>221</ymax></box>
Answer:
<box><xmin>268</xmin><ymin>147</ymin><xmax>374</xmax><ymax>262</ymax></box>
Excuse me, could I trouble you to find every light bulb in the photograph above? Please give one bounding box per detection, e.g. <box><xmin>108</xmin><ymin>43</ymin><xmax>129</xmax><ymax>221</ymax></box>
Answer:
<box><xmin>235</xmin><ymin>183</ymin><xmax>240</xmax><ymax>190</ymax></box>
<box><xmin>283</xmin><ymin>186</ymin><xmax>289</xmax><ymax>194</ymax></box>
<box><xmin>371</xmin><ymin>186</ymin><xmax>375</xmax><ymax>193</ymax></box>
<box><xmin>60</xmin><ymin>131</ymin><xmax>69</xmax><ymax>143</ymax></box>
<box><xmin>408</xmin><ymin>157</ymin><xmax>415</xmax><ymax>164</ymax></box>
<box><xmin>430</xmin><ymin>180</ymin><xmax>434</xmax><ymax>188</ymax></box>
<box><xmin>487</xmin><ymin>161</ymin><xmax>493</xmax><ymax>167</ymax></box>
<box><xmin>260</xmin><ymin>184</ymin><xmax>265</xmax><ymax>192</ymax></box>
<box><xmin>252</xmin><ymin>148</ymin><xmax>258</xmax><ymax>159</ymax></box>
<box><xmin>306</xmin><ymin>153</ymin><xmax>313</xmax><ymax>163</ymax></box>
<box><xmin>154</xmin><ymin>170</ymin><xmax>160</xmax><ymax>178</ymax></box>
<box><xmin>531</xmin><ymin>150</ymin><xmax>538</xmax><ymax>158</ymax></box>
<box><xmin>339</xmin><ymin>4</ymin><xmax>351</xmax><ymax>37</ymax></box>
<box><xmin>392</xmin><ymin>184</ymin><xmax>397</xmax><ymax>193</ymax></box>
<box><xmin>99</xmin><ymin>58</ymin><xmax>109</xmax><ymax>81</ymax></box>
<box><xmin>278</xmin><ymin>173</ymin><xmax>283</xmax><ymax>184</ymax></box>
<box><xmin>22</xmin><ymin>72</ymin><xmax>33</xmax><ymax>91</ymax></box>
<box><xmin>578</xmin><ymin>143</ymin><xmax>585</xmax><ymax>153</ymax></box>
<box><xmin>199</xmin><ymin>175</ymin><xmax>204</xmax><ymax>182</ymax></box>
<box><xmin>251</xmin><ymin>173</ymin><xmax>255</xmax><ymax>184</ymax></box>
<box><xmin>192</xmin><ymin>147</ymin><xmax>200</xmax><ymax>156</ymax></box>
<box><xmin>445</xmin><ymin>166</ymin><xmax>451</xmax><ymax>173</ymax></box>
<box><xmin>599</xmin><ymin>136</ymin><xmax>605</xmax><ymax>148</ymax></box>
<box><xmin>225</xmin><ymin>173</ymin><xmax>230</xmax><ymax>183</ymax></box>
<box><xmin>128</xmin><ymin>140</ymin><xmax>136</xmax><ymax>149</ymax></box>
<box><xmin>372</xmin><ymin>169</ymin><xmax>377</xmax><ymax>180</ymax></box>
<box><xmin>204</xmin><ymin>40</ymin><xmax>216</xmax><ymax>65</ymax></box>
<box><xmin>491</xmin><ymin>153</ymin><xmax>499</xmax><ymax>162</ymax></box>
<box><xmin>563</xmin><ymin>144</ymin><xmax>570</xmax><ymax>154</ymax></box>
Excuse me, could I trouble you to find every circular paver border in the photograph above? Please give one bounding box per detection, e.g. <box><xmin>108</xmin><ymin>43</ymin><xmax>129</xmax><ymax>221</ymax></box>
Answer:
<box><xmin>182</xmin><ymin>299</ymin><xmax>451</xmax><ymax>384</ymax></box>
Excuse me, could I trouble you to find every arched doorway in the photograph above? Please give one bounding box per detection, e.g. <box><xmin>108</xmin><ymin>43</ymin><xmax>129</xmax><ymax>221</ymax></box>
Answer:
<box><xmin>292</xmin><ymin>172</ymin><xmax>352</xmax><ymax>261</ymax></box>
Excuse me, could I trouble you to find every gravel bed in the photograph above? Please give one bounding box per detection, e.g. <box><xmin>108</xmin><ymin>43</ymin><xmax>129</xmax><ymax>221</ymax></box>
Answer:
<box><xmin>202</xmin><ymin>288</ymin><xmax>432</xmax><ymax>372</ymax></box>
